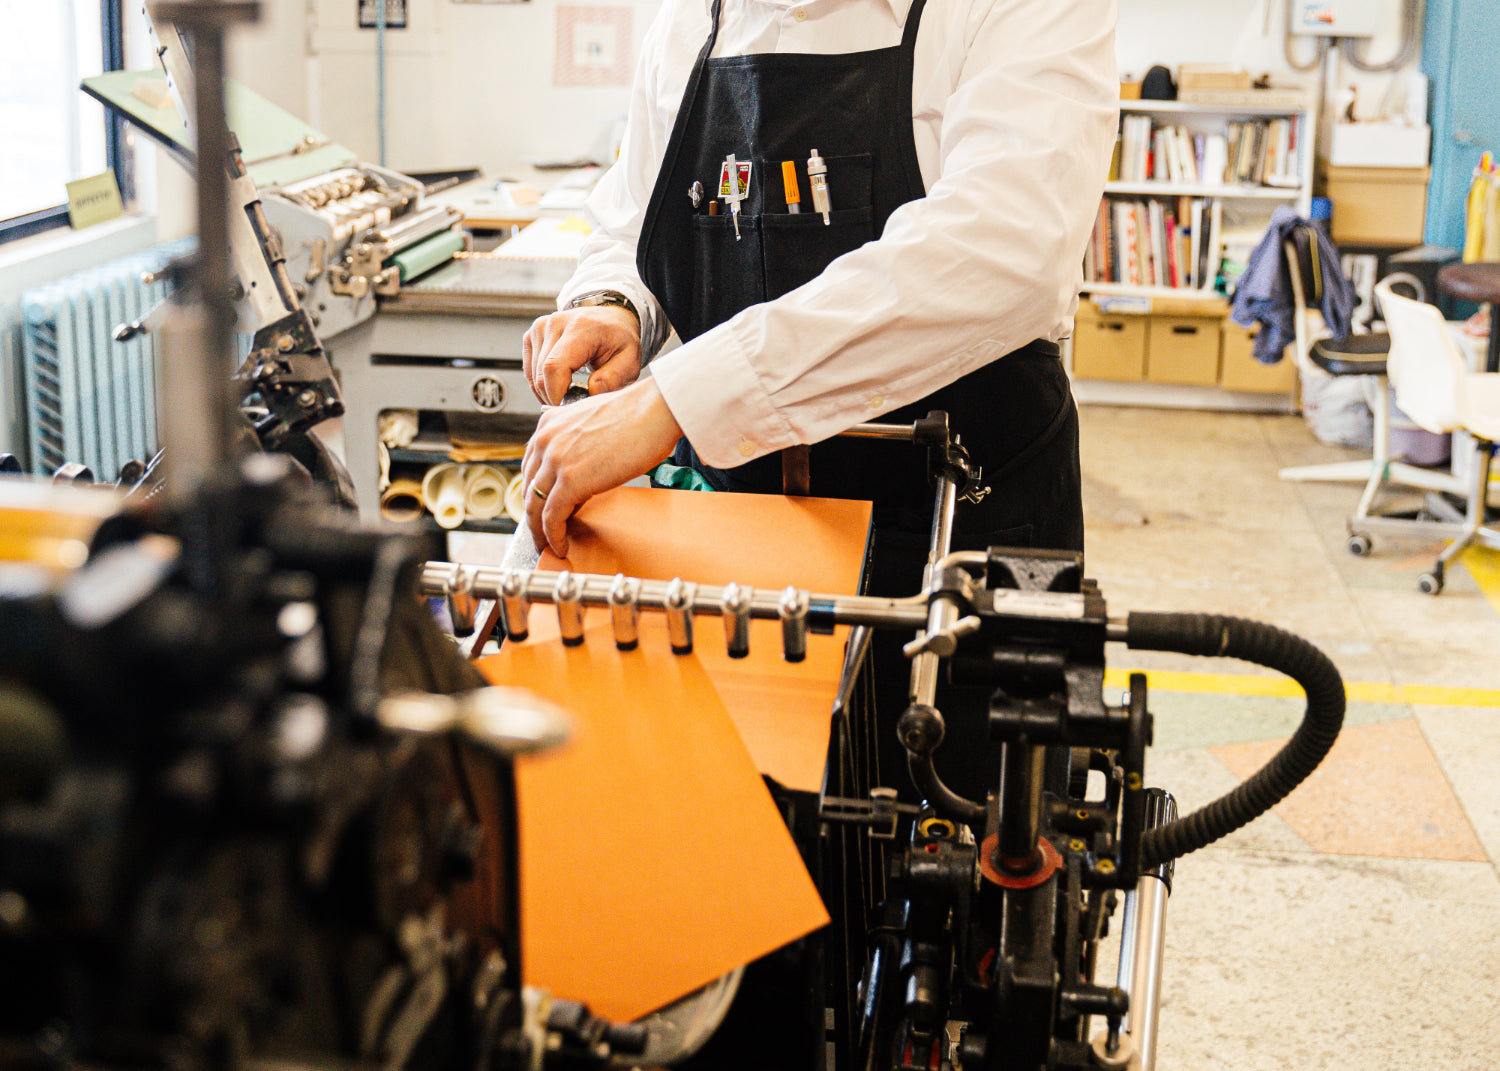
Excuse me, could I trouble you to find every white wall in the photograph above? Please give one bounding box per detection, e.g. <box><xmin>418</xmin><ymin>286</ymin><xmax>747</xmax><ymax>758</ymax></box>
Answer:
<box><xmin>140</xmin><ymin>0</ymin><xmax>1423</xmax><ymax>231</ymax></box>
<box><xmin>303</xmin><ymin>0</ymin><xmax>659</xmax><ymax>176</ymax></box>
<box><xmin>1116</xmin><ymin>0</ymin><xmax>1420</xmax><ymax>121</ymax></box>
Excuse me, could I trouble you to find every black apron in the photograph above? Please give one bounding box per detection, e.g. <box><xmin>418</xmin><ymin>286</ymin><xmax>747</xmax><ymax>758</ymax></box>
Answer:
<box><xmin>636</xmin><ymin>0</ymin><xmax>1084</xmax><ymax>800</ymax></box>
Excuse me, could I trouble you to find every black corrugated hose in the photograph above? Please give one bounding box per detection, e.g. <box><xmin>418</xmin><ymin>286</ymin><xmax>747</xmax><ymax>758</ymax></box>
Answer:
<box><xmin>1125</xmin><ymin>613</ymin><xmax>1345</xmax><ymax>867</ymax></box>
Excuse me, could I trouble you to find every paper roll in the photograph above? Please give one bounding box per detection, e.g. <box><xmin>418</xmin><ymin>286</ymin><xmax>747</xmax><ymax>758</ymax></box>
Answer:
<box><xmin>464</xmin><ymin>464</ymin><xmax>512</xmax><ymax>521</ymax></box>
<box><xmin>378</xmin><ymin>408</ymin><xmax>420</xmax><ymax>448</ymax></box>
<box><xmin>378</xmin><ymin>442</ymin><xmax>392</xmax><ymax>492</ymax></box>
<box><xmin>421</xmin><ymin>462</ymin><xmax>467</xmax><ymax>529</ymax></box>
<box><xmin>505</xmin><ymin>472</ymin><xmax>530</xmax><ymax>524</ymax></box>
<box><xmin>379</xmin><ymin>476</ymin><xmax>424</xmax><ymax>523</ymax></box>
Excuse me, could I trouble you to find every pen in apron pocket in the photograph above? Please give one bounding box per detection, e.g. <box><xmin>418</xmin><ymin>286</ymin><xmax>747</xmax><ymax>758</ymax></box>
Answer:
<box><xmin>781</xmin><ymin>160</ymin><xmax>802</xmax><ymax>213</ymax></box>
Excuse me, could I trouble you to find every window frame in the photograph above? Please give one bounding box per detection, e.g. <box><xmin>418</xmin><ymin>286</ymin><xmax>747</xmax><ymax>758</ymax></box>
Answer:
<box><xmin>0</xmin><ymin>0</ymin><xmax>133</xmax><ymax>245</ymax></box>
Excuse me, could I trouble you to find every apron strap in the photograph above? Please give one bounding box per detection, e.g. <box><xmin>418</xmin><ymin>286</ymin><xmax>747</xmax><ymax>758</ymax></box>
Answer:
<box><xmin>780</xmin><ymin>446</ymin><xmax>812</xmax><ymax>496</ymax></box>
<box><xmin>636</xmin><ymin>0</ymin><xmax>726</xmax><ymax>283</ymax></box>
<box><xmin>892</xmin><ymin>0</ymin><xmax>929</xmax><ymax>199</ymax></box>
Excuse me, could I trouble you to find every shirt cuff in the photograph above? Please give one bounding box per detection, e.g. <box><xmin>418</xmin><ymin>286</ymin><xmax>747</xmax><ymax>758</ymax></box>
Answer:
<box><xmin>648</xmin><ymin>330</ymin><xmax>793</xmax><ymax>469</ymax></box>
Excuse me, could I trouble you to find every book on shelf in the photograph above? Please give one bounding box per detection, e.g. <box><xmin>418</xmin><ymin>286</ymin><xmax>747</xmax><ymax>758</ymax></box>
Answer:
<box><xmin>1084</xmin><ymin>195</ymin><xmax>1223</xmax><ymax>292</ymax></box>
<box><xmin>1109</xmin><ymin>114</ymin><xmax>1302</xmax><ymax>189</ymax></box>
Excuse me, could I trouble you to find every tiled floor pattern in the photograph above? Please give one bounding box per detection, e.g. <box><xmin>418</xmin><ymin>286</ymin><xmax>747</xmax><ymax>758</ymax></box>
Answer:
<box><xmin>1080</xmin><ymin>405</ymin><xmax>1500</xmax><ymax>1070</ymax></box>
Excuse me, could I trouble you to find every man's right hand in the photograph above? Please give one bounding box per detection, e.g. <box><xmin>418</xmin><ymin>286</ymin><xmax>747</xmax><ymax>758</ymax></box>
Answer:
<box><xmin>522</xmin><ymin>305</ymin><xmax>643</xmax><ymax>405</ymax></box>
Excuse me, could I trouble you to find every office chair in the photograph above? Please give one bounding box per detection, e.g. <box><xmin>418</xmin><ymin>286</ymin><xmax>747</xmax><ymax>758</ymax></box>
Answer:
<box><xmin>1349</xmin><ymin>277</ymin><xmax>1500</xmax><ymax>594</ymax></box>
<box><xmin>1276</xmin><ymin>236</ymin><xmax>1465</xmax><ymax>503</ymax></box>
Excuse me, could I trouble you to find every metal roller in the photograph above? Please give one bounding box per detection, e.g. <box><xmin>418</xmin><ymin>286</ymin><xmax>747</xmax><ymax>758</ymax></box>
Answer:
<box><xmin>371</xmin><ymin>205</ymin><xmax>461</xmax><ymax>252</ymax></box>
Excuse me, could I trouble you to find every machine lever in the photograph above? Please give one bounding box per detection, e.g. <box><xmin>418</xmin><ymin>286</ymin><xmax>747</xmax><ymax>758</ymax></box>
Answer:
<box><xmin>902</xmin><ymin>614</ymin><xmax>981</xmax><ymax>659</ymax></box>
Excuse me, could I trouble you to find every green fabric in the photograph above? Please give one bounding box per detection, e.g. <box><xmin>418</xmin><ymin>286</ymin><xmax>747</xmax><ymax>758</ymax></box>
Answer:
<box><xmin>649</xmin><ymin>462</ymin><xmax>715</xmax><ymax>491</ymax></box>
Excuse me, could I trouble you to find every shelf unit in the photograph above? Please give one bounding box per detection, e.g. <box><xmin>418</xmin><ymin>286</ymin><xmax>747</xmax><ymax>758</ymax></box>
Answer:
<box><xmin>1071</xmin><ymin>96</ymin><xmax>1316</xmax><ymax>410</ymax></box>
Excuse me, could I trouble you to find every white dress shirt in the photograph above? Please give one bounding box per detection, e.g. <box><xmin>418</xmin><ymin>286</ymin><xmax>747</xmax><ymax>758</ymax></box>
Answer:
<box><xmin>561</xmin><ymin>0</ymin><xmax>1119</xmax><ymax>470</ymax></box>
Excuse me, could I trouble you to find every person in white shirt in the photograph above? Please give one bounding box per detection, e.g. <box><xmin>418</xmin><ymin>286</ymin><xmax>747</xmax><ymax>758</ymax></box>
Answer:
<box><xmin>519</xmin><ymin>0</ymin><xmax>1117</xmax><ymax>564</ymax></box>
<box><xmin>521</xmin><ymin>0</ymin><xmax>1118</xmax><ymax>816</ymax></box>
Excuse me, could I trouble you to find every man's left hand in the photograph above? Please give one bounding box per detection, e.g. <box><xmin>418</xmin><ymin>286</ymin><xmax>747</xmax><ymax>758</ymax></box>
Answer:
<box><xmin>520</xmin><ymin>378</ymin><xmax>682</xmax><ymax>558</ymax></box>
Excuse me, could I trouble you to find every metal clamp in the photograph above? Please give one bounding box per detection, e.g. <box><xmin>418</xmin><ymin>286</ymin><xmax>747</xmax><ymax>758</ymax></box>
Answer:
<box><xmin>722</xmin><ymin>582</ymin><xmax>751</xmax><ymax>659</ymax></box>
<box><xmin>498</xmin><ymin>570</ymin><xmax>529</xmax><ymax>643</ymax></box>
<box><xmin>779</xmin><ymin>586</ymin><xmax>810</xmax><ymax>663</ymax></box>
<box><xmin>665</xmin><ymin>578</ymin><xmax>696</xmax><ymax>655</ymax></box>
<box><xmin>608</xmin><ymin>573</ymin><xmax>640</xmax><ymax>651</ymax></box>
<box><xmin>554</xmin><ymin>571</ymin><xmax>585</xmax><ymax>646</ymax></box>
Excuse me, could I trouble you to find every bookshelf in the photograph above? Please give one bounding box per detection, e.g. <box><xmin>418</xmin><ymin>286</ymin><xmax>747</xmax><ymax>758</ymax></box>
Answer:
<box><xmin>1085</xmin><ymin>98</ymin><xmax>1317</xmax><ymax>299</ymax></box>
<box><xmin>1070</xmin><ymin>96</ymin><xmax>1316</xmax><ymax>412</ymax></box>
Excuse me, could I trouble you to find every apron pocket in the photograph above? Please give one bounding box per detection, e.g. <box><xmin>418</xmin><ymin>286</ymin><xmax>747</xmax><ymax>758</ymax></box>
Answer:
<box><xmin>690</xmin><ymin>213</ymin><xmax>766</xmax><ymax>340</ymax></box>
<box><xmin>760</xmin><ymin>204</ymin><xmax>875</xmax><ymax>299</ymax></box>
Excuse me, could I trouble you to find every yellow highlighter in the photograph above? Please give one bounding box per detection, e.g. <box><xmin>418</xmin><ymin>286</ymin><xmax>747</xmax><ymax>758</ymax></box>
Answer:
<box><xmin>782</xmin><ymin>160</ymin><xmax>803</xmax><ymax>214</ymax></box>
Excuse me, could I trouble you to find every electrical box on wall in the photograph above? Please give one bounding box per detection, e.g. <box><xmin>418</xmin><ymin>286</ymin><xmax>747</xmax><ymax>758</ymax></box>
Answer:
<box><xmin>1289</xmin><ymin>0</ymin><xmax>1390</xmax><ymax>38</ymax></box>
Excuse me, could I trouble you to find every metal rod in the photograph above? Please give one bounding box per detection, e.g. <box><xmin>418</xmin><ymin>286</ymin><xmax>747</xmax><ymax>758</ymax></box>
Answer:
<box><xmin>840</xmin><ymin>422</ymin><xmax>919</xmax><ymax>441</ymax></box>
<box><xmin>1117</xmin><ymin>876</ymin><xmax>1169</xmax><ymax>1071</ymax></box>
<box><xmin>182</xmin><ymin>14</ymin><xmax>236</xmax><ymax>483</ymax></box>
<box><xmin>995</xmin><ymin>742</ymin><xmax>1045</xmax><ymax>869</ymax></box>
<box><xmin>371</xmin><ymin>205</ymin><xmax>458</xmax><ymax>250</ymax></box>
<box><xmin>908</xmin><ymin>473</ymin><xmax>961</xmax><ymax>706</ymax></box>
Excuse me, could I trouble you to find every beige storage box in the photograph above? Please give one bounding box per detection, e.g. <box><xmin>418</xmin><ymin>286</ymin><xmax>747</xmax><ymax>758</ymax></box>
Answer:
<box><xmin>1219</xmin><ymin>321</ymin><xmax>1296</xmax><ymax>393</ymax></box>
<box><xmin>1072</xmin><ymin>302</ymin><xmax>1148</xmax><ymax>381</ymax></box>
<box><xmin>1146</xmin><ymin>315</ymin><xmax>1220</xmax><ymax>385</ymax></box>
<box><xmin>1322</xmin><ymin>165</ymin><xmax>1431</xmax><ymax>246</ymax></box>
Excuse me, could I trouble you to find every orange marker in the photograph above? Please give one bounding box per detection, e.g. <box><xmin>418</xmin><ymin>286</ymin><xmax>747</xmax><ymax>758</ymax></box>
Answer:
<box><xmin>781</xmin><ymin>160</ymin><xmax>802</xmax><ymax>213</ymax></box>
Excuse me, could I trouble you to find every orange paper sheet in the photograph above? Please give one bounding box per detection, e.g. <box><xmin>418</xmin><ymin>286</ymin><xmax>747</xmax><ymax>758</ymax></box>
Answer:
<box><xmin>478</xmin><ymin>486</ymin><xmax>871</xmax><ymax>1023</ymax></box>
<box><xmin>537</xmin><ymin>485</ymin><xmax>872</xmax><ymax>791</ymax></box>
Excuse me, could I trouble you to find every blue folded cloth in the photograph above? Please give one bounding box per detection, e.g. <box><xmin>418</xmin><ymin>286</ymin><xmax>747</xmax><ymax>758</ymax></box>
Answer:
<box><xmin>1231</xmin><ymin>206</ymin><xmax>1356</xmax><ymax>364</ymax></box>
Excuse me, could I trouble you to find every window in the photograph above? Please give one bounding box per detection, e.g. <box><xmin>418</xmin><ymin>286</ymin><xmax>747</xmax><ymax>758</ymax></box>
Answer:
<box><xmin>0</xmin><ymin>0</ymin><xmax>129</xmax><ymax>243</ymax></box>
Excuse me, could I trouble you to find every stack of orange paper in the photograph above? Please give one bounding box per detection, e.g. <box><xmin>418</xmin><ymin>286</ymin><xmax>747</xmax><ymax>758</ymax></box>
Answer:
<box><xmin>477</xmin><ymin>485</ymin><xmax>872</xmax><ymax>1023</ymax></box>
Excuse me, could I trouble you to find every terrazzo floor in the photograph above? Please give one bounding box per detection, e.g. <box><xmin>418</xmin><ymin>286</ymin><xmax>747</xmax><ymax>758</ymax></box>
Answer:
<box><xmin>1078</xmin><ymin>404</ymin><xmax>1500</xmax><ymax>1071</ymax></box>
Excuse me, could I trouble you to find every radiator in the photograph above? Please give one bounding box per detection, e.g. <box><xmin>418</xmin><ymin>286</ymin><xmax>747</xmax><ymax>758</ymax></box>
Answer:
<box><xmin>19</xmin><ymin>239</ymin><xmax>193</xmax><ymax>480</ymax></box>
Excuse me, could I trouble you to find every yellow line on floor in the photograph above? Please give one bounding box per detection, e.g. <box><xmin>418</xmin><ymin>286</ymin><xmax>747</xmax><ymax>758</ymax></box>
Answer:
<box><xmin>1461</xmin><ymin>546</ymin><xmax>1500</xmax><ymax>619</ymax></box>
<box><xmin>1102</xmin><ymin>667</ymin><xmax>1500</xmax><ymax>709</ymax></box>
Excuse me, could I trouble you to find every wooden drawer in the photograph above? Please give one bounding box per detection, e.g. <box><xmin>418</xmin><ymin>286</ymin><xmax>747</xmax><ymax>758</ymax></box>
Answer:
<box><xmin>1219</xmin><ymin>321</ymin><xmax>1297</xmax><ymax>393</ymax></box>
<box><xmin>1146</xmin><ymin>315</ymin><xmax>1220</xmax><ymax>386</ymax></box>
<box><xmin>1072</xmin><ymin>303</ymin><xmax>1147</xmax><ymax>381</ymax></box>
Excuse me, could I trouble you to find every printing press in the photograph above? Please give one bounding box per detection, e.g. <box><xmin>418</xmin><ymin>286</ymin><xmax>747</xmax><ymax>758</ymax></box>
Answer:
<box><xmin>0</xmin><ymin>3</ymin><xmax>1347</xmax><ymax>1070</ymax></box>
<box><xmin>86</xmin><ymin>3</ymin><xmax>576</xmax><ymax>519</ymax></box>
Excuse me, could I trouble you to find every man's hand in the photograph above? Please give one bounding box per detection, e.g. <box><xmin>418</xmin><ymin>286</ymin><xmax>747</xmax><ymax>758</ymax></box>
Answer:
<box><xmin>522</xmin><ymin>305</ymin><xmax>642</xmax><ymax>405</ymax></box>
<box><xmin>520</xmin><ymin>378</ymin><xmax>682</xmax><ymax>558</ymax></box>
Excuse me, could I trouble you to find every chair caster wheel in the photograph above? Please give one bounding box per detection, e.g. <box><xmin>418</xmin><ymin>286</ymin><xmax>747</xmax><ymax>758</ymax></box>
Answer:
<box><xmin>1347</xmin><ymin>533</ymin><xmax>1373</xmax><ymax>557</ymax></box>
<box><xmin>1418</xmin><ymin>572</ymin><xmax>1444</xmax><ymax>596</ymax></box>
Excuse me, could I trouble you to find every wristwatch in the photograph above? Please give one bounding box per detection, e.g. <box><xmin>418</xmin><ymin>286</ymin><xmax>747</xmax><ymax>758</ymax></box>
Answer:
<box><xmin>566</xmin><ymin>289</ymin><xmax>640</xmax><ymax>328</ymax></box>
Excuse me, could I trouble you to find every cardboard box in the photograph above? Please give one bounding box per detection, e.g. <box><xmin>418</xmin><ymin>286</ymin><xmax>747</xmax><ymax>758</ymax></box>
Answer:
<box><xmin>1072</xmin><ymin>302</ymin><xmax>1147</xmax><ymax>381</ymax></box>
<box><xmin>1219</xmin><ymin>321</ymin><xmax>1297</xmax><ymax>393</ymax></box>
<box><xmin>1146</xmin><ymin>315</ymin><xmax>1220</xmax><ymax>385</ymax></box>
<box><xmin>1330</xmin><ymin>123</ymin><xmax>1431</xmax><ymax>169</ymax></box>
<box><xmin>1178</xmin><ymin>64</ymin><xmax>1250</xmax><ymax>92</ymax></box>
<box><xmin>1322</xmin><ymin>165</ymin><xmax>1431</xmax><ymax>246</ymax></box>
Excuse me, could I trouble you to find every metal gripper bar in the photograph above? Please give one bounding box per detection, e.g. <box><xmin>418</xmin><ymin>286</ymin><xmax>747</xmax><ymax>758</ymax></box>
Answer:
<box><xmin>421</xmin><ymin>562</ymin><xmax>926</xmax><ymax>661</ymax></box>
<box><xmin>418</xmin><ymin>555</ymin><xmax>1090</xmax><ymax>665</ymax></box>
